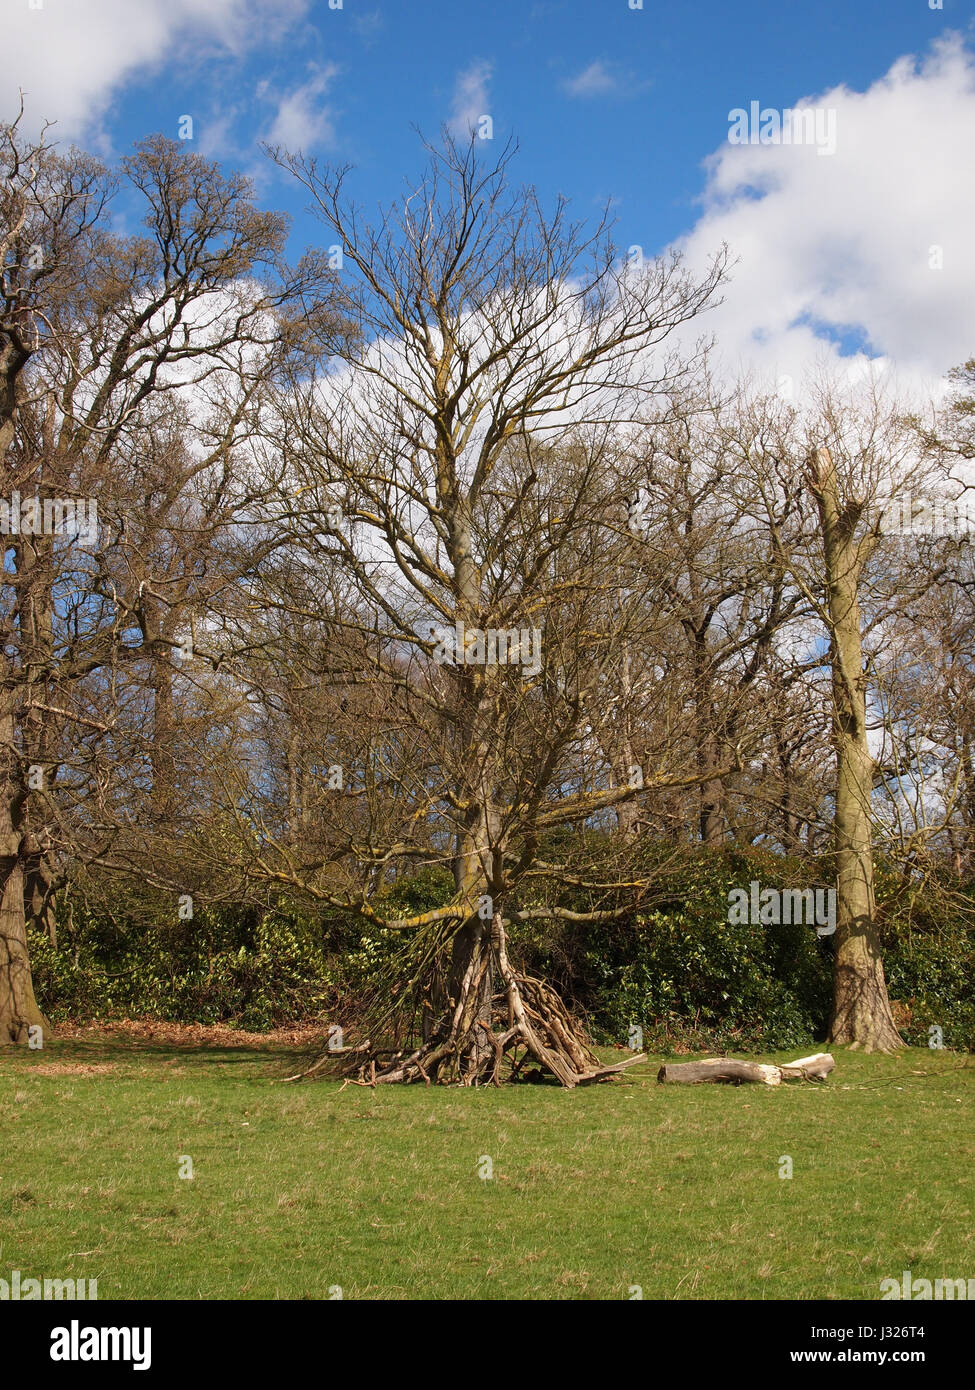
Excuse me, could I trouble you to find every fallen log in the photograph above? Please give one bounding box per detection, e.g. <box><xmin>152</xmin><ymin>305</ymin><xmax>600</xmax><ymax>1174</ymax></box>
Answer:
<box><xmin>777</xmin><ymin>1052</ymin><xmax>835</xmax><ymax>1081</ymax></box>
<box><xmin>657</xmin><ymin>1052</ymin><xmax>834</xmax><ymax>1086</ymax></box>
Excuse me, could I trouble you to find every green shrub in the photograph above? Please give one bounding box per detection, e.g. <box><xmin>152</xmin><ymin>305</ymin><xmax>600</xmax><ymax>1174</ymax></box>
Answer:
<box><xmin>878</xmin><ymin>871</ymin><xmax>975</xmax><ymax>1051</ymax></box>
<box><xmin>27</xmin><ymin>852</ymin><xmax>974</xmax><ymax>1052</ymax></box>
<box><xmin>30</xmin><ymin>899</ymin><xmax>339</xmax><ymax>1029</ymax></box>
<box><xmin>514</xmin><ymin>845</ymin><xmax>834</xmax><ymax>1052</ymax></box>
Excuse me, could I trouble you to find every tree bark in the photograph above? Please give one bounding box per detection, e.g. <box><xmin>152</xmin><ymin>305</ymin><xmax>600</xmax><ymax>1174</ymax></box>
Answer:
<box><xmin>810</xmin><ymin>448</ymin><xmax>902</xmax><ymax>1052</ymax></box>
<box><xmin>0</xmin><ymin>695</ymin><xmax>47</xmax><ymax>1043</ymax></box>
<box><xmin>658</xmin><ymin>1053</ymin><xmax>834</xmax><ymax>1085</ymax></box>
<box><xmin>0</xmin><ymin>859</ymin><xmax>47</xmax><ymax>1043</ymax></box>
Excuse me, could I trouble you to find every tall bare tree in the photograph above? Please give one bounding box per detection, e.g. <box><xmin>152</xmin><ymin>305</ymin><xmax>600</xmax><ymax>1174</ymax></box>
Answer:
<box><xmin>224</xmin><ymin>133</ymin><xmax>731</xmax><ymax>1085</ymax></box>
<box><xmin>759</xmin><ymin>384</ymin><xmax>943</xmax><ymax>1050</ymax></box>
<box><xmin>0</xmin><ymin>123</ymin><xmax>335</xmax><ymax>1041</ymax></box>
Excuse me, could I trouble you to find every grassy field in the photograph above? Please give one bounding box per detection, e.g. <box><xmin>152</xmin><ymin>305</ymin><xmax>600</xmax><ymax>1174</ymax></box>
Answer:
<box><xmin>2</xmin><ymin>1034</ymin><xmax>972</xmax><ymax>1300</ymax></box>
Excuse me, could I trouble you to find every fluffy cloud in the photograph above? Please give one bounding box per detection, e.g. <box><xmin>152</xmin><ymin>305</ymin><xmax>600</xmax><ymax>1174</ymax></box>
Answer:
<box><xmin>261</xmin><ymin>63</ymin><xmax>338</xmax><ymax>152</ymax></box>
<box><xmin>2</xmin><ymin>0</ymin><xmax>307</xmax><ymax>139</ymax></box>
<box><xmin>562</xmin><ymin>60</ymin><xmax>626</xmax><ymax>99</ymax></box>
<box><xmin>672</xmin><ymin>34</ymin><xmax>975</xmax><ymax>400</ymax></box>
<box><xmin>448</xmin><ymin>62</ymin><xmax>492</xmax><ymax>137</ymax></box>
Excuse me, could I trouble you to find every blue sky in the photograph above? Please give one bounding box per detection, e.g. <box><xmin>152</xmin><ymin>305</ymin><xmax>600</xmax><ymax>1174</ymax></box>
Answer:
<box><xmin>95</xmin><ymin>0</ymin><xmax>965</xmax><ymax>257</ymax></box>
<box><xmin>6</xmin><ymin>0</ymin><xmax>975</xmax><ymax>389</ymax></box>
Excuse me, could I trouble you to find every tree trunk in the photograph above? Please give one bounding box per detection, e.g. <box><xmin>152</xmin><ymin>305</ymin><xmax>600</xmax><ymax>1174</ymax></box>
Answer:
<box><xmin>828</xmin><ymin>709</ymin><xmax>900</xmax><ymax>1049</ymax></box>
<box><xmin>694</xmin><ymin>643</ymin><xmax>725</xmax><ymax>846</ymax></box>
<box><xmin>20</xmin><ymin>485</ymin><xmax>61</xmax><ymax>959</ymax></box>
<box><xmin>658</xmin><ymin>1053</ymin><xmax>834</xmax><ymax>1084</ymax></box>
<box><xmin>615</xmin><ymin>639</ymin><xmax>641</xmax><ymax>838</ymax></box>
<box><xmin>812</xmin><ymin>448</ymin><xmax>902</xmax><ymax>1052</ymax></box>
<box><xmin>0</xmin><ymin>858</ymin><xmax>47</xmax><ymax>1042</ymax></box>
<box><xmin>0</xmin><ymin>696</ymin><xmax>47</xmax><ymax>1043</ymax></box>
<box><xmin>145</xmin><ymin>598</ymin><xmax>177</xmax><ymax>822</ymax></box>
<box><xmin>25</xmin><ymin>848</ymin><xmax>57</xmax><ymax>947</ymax></box>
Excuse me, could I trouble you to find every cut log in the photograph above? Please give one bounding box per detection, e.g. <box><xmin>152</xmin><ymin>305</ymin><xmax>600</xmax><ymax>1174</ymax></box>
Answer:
<box><xmin>656</xmin><ymin>1058</ymin><xmax>782</xmax><ymax>1085</ymax></box>
<box><xmin>657</xmin><ymin>1052</ymin><xmax>834</xmax><ymax>1086</ymax></box>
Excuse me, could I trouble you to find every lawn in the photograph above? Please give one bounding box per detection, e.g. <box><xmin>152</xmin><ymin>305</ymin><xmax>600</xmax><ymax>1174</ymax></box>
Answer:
<box><xmin>2</xmin><ymin>1034</ymin><xmax>972</xmax><ymax>1300</ymax></box>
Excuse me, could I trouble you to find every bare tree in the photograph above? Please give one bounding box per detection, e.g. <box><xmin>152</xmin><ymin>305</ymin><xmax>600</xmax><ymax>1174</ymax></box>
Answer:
<box><xmin>0</xmin><ymin>123</ymin><xmax>336</xmax><ymax>1042</ymax></box>
<box><xmin>0</xmin><ymin>106</ymin><xmax>107</xmax><ymax>1039</ymax></box>
<box><xmin>223</xmin><ymin>133</ymin><xmax>732</xmax><ymax>1085</ymax></box>
<box><xmin>755</xmin><ymin>382</ymin><xmax>945</xmax><ymax>1051</ymax></box>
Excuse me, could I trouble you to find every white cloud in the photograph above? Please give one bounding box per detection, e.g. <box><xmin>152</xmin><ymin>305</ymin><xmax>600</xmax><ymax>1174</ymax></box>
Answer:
<box><xmin>262</xmin><ymin>63</ymin><xmax>338</xmax><ymax>152</ymax></box>
<box><xmin>448</xmin><ymin>62</ymin><xmax>492</xmax><ymax>137</ymax></box>
<box><xmin>671</xmin><ymin>34</ymin><xmax>975</xmax><ymax>400</ymax></box>
<box><xmin>352</xmin><ymin>10</ymin><xmax>385</xmax><ymax>46</ymax></box>
<box><xmin>2</xmin><ymin>0</ymin><xmax>307</xmax><ymax>141</ymax></box>
<box><xmin>563</xmin><ymin>61</ymin><xmax>618</xmax><ymax>99</ymax></box>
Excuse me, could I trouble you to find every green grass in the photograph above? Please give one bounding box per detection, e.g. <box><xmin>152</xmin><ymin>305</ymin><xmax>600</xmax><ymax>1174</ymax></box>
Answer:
<box><xmin>1</xmin><ymin>1038</ymin><xmax>972</xmax><ymax>1300</ymax></box>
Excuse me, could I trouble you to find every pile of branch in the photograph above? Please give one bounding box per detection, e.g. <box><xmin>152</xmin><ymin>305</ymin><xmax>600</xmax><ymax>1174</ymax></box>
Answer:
<box><xmin>656</xmin><ymin>1052</ymin><xmax>834</xmax><ymax>1085</ymax></box>
<box><xmin>333</xmin><ymin>970</ymin><xmax>645</xmax><ymax>1089</ymax></box>
<box><xmin>290</xmin><ymin>928</ymin><xmax>645</xmax><ymax>1088</ymax></box>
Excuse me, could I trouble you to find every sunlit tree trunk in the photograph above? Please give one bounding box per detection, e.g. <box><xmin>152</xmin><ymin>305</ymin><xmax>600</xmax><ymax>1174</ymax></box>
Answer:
<box><xmin>811</xmin><ymin>447</ymin><xmax>901</xmax><ymax>1052</ymax></box>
